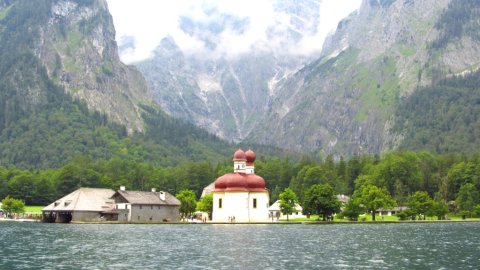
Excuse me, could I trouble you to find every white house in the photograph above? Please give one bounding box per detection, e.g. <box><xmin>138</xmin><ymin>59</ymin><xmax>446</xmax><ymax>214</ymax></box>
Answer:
<box><xmin>212</xmin><ymin>149</ymin><xmax>270</xmax><ymax>222</ymax></box>
<box><xmin>269</xmin><ymin>200</ymin><xmax>306</xmax><ymax>220</ymax></box>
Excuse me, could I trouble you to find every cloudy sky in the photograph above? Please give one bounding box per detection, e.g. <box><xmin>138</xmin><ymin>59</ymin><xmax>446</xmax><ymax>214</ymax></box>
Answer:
<box><xmin>106</xmin><ymin>0</ymin><xmax>362</xmax><ymax>64</ymax></box>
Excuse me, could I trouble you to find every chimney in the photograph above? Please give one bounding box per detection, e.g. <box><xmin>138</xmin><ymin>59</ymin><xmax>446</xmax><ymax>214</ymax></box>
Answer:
<box><xmin>151</xmin><ymin>188</ymin><xmax>157</xmax><ymax>192</ymax></box>
<box><xmin>120</xmin><ymin>186</ymin><xmax>126</xmax><ymax>191</ymax></box>
<box><xmin>159</xmin><ymin>191</ymin><xmax>165</xmax><ymax>201</ymax></box>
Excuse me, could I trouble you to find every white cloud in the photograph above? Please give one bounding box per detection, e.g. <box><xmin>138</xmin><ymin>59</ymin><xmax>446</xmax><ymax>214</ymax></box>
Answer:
<box><xmin>106</xmin><ymin>0</ymin><xmax>361</xmax><ymax>64</ymax></box>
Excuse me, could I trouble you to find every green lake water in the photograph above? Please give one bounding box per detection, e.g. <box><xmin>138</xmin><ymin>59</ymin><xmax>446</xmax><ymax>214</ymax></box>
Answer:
<box><xmin>0</xmin><ymin>222</ymin><xmax>479</xmax><ymax>269</ymax></box>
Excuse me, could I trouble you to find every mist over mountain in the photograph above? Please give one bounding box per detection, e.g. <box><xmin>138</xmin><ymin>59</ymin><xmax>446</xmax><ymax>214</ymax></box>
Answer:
<box><xmin>250</xmin><ymin>0</ymin><xmax>480</xmax><ymax>156</ymax></box>
<box><xmin>109</xmin><ymin>0</ymin><xmax>360</xmax><ymax>142</ymax></box>
<box><xmin>0</xmin><ymin>0</ymin><xmax>245</xmax><ymax>169</ymax></box>
<box><xmin>114</xmin><ymin>0</ymin><xmax>480</xmax><ymax>157</ymax></box>
<box><xmin>1</xmin><ymin>0</ymin><xmax>479</xmax><ymax>171</ymax></box>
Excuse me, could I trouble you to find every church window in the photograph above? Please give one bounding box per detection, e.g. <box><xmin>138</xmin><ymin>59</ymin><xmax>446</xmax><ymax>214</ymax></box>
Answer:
<box><xmin>219</xmin><ymin>198</ymin><xmax>223</xmax><ymax>209</ymax></box>
<box><xmin>253</xmin><ymin>198</ymin><xmax>257</xmax><ymax>209</ymax></box>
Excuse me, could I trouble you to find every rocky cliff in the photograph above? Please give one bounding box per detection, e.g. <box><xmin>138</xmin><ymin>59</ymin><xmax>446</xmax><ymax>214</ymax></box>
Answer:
<box><xmin>0</xmin><ymin>0</ymin><xmax>239</xmax><ymax>169</ymax></box>
<box><xmin>249</xmin><ymin>0</ymin><xmax>480</xmax><ymax>156</ymax></box>
<box><xmin>133</xmin><ymin>0</ymin><xmax>480</xmax><ymax>156</ymax></box>
<box><xmin>132</xmin><ymin>0</ymin><xmax>322</xmax><ymax>141</ymax></box>
<box><xmin>0</xmin><ymin>0</ymin><xmax>152</xmax><ymax>134</ymax></box>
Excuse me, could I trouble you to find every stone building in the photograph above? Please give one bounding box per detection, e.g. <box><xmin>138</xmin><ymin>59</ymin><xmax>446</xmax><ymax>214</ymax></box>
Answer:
<box><xmin>42</xmin><ymin>188</ymin><xmax>115</xmax><ymax>223</ymax></box>
<box><xmin>42</xmin><ymin>187</ymin><xmax>180</xmax><ymax>223</ymax></box>
<box><xmin>111</xmin><ymin>187</ymin><xmax>181</xmax><ymax>223</ymax></box>
<box><xmin>212</xmin><ymin>149</ymin><xmax>270</xmax><ymax>222</ymax></box>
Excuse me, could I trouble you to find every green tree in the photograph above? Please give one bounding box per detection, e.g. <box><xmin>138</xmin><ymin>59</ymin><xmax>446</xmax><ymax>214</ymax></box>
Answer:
<box><xmin>358</xmin><ymin>185</ymin><xmax>396</xmax><ymax>221</ymax></box>
<box><xmin>341</xmin><ymin>198</ymin><xmax>365</xmax><ymax>221</ymax></box>
<box><xmin>7</xmin><ymin>172</ymin><xmax>36</xmax><ymax>205</ymax></box>
<box><xmin>447</xmin><ymin>162</ymin><xmax>478</xmax><ymax>200</ymax></box>
<box><xmin>279</xmin><ymin>187</ymin><xmax>299</xmax><ymax>221</ymax></box>
<box><xmin>1</xmin><ymin>196</ymin><xmax>25</xmax><ymax>217</ymax></box>
<box><xmin>56</xmin><ymin>156</ymin><xmax>101</xmax><ymax>196</ymax></box>
<box><xmin>474</xmin><ymin>204</ymin><xmax>480</xmax><ymax>217</ymax></box>
<box><xmin>176</xmin><ymin>189</ymin><xmax>197</xmax><ymax>221</ymax></box>
<box><xmin>302</xmin><ymin>184</ymin><xmax>341</xmax><ymax>221</ymax></box>
<box><xmin>456</xmin><ymin>183</ymin><xmax>479</xmax><ymax>218</ymax></box>
<box><xmin>196</xmin><ymin>194</ymin><xmax>213</xmax><ymax>219</ymax></box>
<box><xmin>370</xmin><ymin>152</ymin><xmax>423</xmax><ymax>201</ymax></box>
<box><xmin>427</xmin><ymin>192</ymin><xmax>448</xmax><ymax>220</ymax></box>
<box><xmin>407</xmin><ymin>191</ymin><xmax>434</xmax><ymax>220</ymax></box>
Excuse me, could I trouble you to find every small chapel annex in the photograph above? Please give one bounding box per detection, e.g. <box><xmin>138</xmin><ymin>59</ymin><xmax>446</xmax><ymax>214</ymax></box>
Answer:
<box><xmin>212</xmin><ymin>149</ymin><xmax>270</xmax><ymax>222</ymax></box>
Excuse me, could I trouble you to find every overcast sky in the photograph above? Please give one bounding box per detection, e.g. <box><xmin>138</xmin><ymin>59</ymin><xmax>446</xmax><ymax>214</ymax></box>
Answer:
<box><xmin>106</xmin><ymin>0</ymin><xmax>362</xmax><ymax>64</ymax></box>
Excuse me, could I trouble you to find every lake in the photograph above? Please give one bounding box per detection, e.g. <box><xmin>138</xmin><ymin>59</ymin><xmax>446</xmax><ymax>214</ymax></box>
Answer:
<box><xmin>0</xmin><ymin>221</ymin><xmax>479</xmax><ymax>269</ymax></box>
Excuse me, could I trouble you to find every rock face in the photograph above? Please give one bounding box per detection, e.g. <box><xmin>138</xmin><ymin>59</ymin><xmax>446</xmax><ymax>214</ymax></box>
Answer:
<box><xmin>249</xmin><ymin>0</ymin><xmax>480</xmax><ymax>156</ymax></box>
<box><xmin>133</xmin><ymin>1</ymin><xmax>321</xmax><ymax>141</ymax></box>
<box><xmin>0</xmin><ymin>0</ymin><xmax>152</xmax><ymax>134</ymax></box>
<box><xmin>134</xmin><ymin>0</ymin><xmax>480</xmax><ymax>156</ymax></box>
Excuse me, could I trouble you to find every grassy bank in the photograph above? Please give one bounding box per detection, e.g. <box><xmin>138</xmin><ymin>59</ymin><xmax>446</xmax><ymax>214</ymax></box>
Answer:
<box><xmin>283</xmin><ymin>214</ymin><xmax>480</xmax><ymax>223</ymax></box>
<box><xmin>25</xmin><ymin>206</ymin><xmax>44</xmax><ymax>213</ymax></box>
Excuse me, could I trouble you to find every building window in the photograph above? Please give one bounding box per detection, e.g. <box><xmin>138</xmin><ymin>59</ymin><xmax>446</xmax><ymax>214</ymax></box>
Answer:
<box><xmin>219</xmin><ymin>198</ymin><xmax>222</xmax><ymax>209</ymax></box>
<box><xmin>140</xmin><ymin>205</ymin><xmax>142</xmax><ymax>210</ymax></box>
<box><xmin>253</xmin><ymin>198</ymin><xmax>257</xmax><ymax>209</ymax></box>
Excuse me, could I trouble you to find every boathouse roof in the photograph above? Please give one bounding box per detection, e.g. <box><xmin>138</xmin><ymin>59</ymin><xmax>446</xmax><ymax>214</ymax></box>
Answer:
<box><xmin>112</xmin><ymin>190</ymin><xmax>180</xmax><ymax>206</ymax></box>
<box><xmin>42</xmin><ymin>188</ymin><xmax>115</xmax><ymax>212</ymax></box>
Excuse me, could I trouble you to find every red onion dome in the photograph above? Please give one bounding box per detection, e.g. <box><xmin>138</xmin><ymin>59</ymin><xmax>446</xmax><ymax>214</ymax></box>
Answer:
<box><xmin>233</xmin><ymin>148</ymin><xmax>246</xmax><ymax>161</ymax></box>
<box><xmin>245</xmin><ymin>149</ymin><xmax>256</xmax><ymax>164</ymax></box>
<box><xmin>246</xmin><ymin>174</ymin><xmax>266</xmax><ymax>192</ymax></box>
<box><xmin>225</xmin><ymin>173</ymin><xmax>248</xmax><ymax>191</ymax></box>
<box><xmin>214</xmin><ymin>174</ymin><xmax>228</xmax><ymax>191</ymax></box>
<box><xmin>214</xmin><ymin>173</ymin><xmax>249</xmax><ymax>191</ymax></box>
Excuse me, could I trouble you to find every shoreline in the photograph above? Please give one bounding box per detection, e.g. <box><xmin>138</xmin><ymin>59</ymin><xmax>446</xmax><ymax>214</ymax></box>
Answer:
<box><xmin>66</xmin><ymin>219</ymin><xmax>480</xmax><ymax>225</ymax></box>
<box><xmin>4</xmin><ymin>217</ymin><xmax>479</xmax><ymax>225</ymax></box>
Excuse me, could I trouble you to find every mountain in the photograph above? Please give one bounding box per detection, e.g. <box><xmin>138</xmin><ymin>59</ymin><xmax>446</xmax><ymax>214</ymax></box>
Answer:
<box><xmin>133</xmin><ymin>0</ymin><xmax>480</xmax><ymax>157</ymax></box>
<box><xmin>248</xmin><ymin>0</ymin><xmax>480</xmax><ymax>156</ymax></box>
<box><xmin>0</xmin><ymin>0</ymin><xmax>244</xmax><ymax>169</ymax></box>
<box><xmin>132</xmin><ymin>1</ymin><xmax>322</xmax><ymax>141</ymax></box>
<box><xmin>0</xmin><ymin>0</ymin><xmax>151</xmax><ymax>133</ymax></box>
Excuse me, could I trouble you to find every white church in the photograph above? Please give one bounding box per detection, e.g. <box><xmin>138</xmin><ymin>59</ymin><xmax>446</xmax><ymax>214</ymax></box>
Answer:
<box><xmin>211</xmin><ymin>149</ymin><xmax>270</xmax><ymax>222</ymax></box>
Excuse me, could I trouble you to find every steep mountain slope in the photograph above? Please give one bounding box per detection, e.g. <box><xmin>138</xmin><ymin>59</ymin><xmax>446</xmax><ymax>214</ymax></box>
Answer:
<box><xmin>133</xmin><ymin>1</ymin><xmax>322</xmax><ymax>141</ymax></box>
<box><xmin>0</xmin><ymin>0</ymin><xmax>150</xmax><ymax>134</ymax></box>
<box><xmin>0</xmin><ymin>0</ymin><xmax>241</xmax><ymax>169</ymax></box>
<box><xmin>249</xmin><ymin>0</ymin><xmax>480</xmax><ymax>156</ymax></box>
<box><xmin>393</xmin><ymin>70</ymin><xmax>480</xmax><ymax>153</ymax></box>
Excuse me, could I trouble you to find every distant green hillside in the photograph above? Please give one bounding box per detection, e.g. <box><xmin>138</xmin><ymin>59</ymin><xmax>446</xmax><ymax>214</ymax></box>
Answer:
<box><xmin>393</xmin><ymin>70</ymin><xmax>480</xmax><ymax>153</ymax></box>
<box><xmin>0</xmin><ymin>0</ymin><xmax>236</xmax><ymax>169</ymax></box>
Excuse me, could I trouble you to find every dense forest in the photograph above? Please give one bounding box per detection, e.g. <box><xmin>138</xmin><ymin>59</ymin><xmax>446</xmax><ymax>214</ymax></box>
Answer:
<box><xmin>394</xmin><ymin>70</ymin><xmax>480</xmax><ymax>153</ymax></box>
<box><xmin>2</xmin><ymin>151</ymin><xmax>480</xmax><ymax>217</ymax></box>
<box><xmin>0</xmin><ymin>0</ymin><xmax>292</xmax><ymax>170</ymax></box>
<box><xmin>431</xmin><ymin>0</ymin><xmax>480</xmax><ymax>50</ymax></box>
<box><xmin>0</xmin><ymin>78</ymin><xmax>238</xmax><ymax>169</ymax></box>
<box><xmin>0</xmin><ymin>0</ymin><xmax>233</xmax><ymax>169</ymax></box>
<box><xmin>1</xmin><ymin>0</ymin><xmax>480</xmax><ymax>219</ymax></box>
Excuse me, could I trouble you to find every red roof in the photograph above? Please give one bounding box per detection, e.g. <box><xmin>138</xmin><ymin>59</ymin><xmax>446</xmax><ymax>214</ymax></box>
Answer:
<box><xmin>233</xmin><ymin>148</ymin><xmax>246</xmax><ymax>161</ymax></box>
<box><xmin>245</xmin><ymin>149</ymin><xmax>256</xmax><ymax>165</ymax></box>
<box><xmin>214</xmin><ymin>173</ymin><xmax>266</xmax><ymax>192</ymax></box>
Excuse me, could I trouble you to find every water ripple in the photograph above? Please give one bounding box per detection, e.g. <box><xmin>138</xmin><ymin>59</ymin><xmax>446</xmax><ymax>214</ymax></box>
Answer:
<box><xmin>0</xmin><ymin>222</ymin><xmax>479</xmax><ymax>269</ymax></box>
